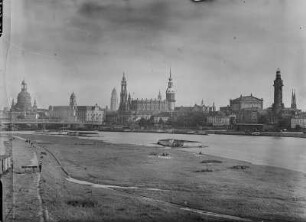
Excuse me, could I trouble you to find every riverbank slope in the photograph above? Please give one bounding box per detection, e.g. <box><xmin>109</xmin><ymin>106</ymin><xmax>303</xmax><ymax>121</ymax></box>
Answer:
<box><xmin>21</xmin><ymin>134</ymin><xmax>306</xmax><ymax>222</ymax></box>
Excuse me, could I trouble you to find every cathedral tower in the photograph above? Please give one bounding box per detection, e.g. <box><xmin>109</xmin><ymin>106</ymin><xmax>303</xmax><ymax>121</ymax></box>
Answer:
<box><xmin>110</xmin><ymin>88</ymin><xmax>118</xmax><ymax>111</ymax></box>
<box><xmin>119</xmin><ymin>73</ymin><xmax>128</xmax><ymax>112</ymax></box>
<box><xmin>272</xmin><ymin>68</ymin><xmax>284</xmax><ymax>115</ymax></box>
<box><xmin>166</xmin><ymin>69</ymin><xmax>176</xmax><ymax>111</ymax></box>
<box><xmin>291</xmin><ymin>89</ymin><xmax>297</xmax><ymax>109</ymax></box>
<box><xmin>69</xmin><ymin>92</ymin><xmax>77</xmax><ymax>108</ymax></box>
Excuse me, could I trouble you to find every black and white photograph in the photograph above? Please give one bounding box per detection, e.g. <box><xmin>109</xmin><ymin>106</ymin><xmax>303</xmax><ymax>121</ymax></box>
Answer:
<box><xmin>0</xmin><ymin>0</ymin><xmax>306</xmax><ymax>221</ymax></box>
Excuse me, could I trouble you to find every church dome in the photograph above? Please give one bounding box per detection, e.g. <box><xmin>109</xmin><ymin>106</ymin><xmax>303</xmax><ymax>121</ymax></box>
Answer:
<box><xmin>14</xmin><ymin>81</ymin><xmax>32</xmax><ymax>111</ymax></box>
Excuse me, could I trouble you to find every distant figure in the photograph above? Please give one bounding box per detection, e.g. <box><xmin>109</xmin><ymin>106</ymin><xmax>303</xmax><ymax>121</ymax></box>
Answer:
<box><xmin>39</xmin><ymin>163</ymin><xmax>42</xmax><ymax>172</ymax></box>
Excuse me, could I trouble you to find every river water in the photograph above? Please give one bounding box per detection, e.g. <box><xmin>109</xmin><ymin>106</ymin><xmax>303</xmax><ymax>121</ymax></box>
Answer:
<box><xmin>12</xmin><ymin>131</ymin><xmax>306</xmax><ymax>173</ymax></box>
<box><xmin>81</xmin><ymin>132</ymin><xmax>306</xmax><ymax>174</ymax></box>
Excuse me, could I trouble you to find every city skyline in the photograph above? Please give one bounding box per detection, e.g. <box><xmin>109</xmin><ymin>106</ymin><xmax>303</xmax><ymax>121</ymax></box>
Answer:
<box><xmin>5</xmin><ymin>68</ymin><xmax>303</xmax><ymax>112</ymax></box>
<box><xmin>1</xmin><ymin>0</ymin><xmax>306</xmax><ymax>110</ymax></box>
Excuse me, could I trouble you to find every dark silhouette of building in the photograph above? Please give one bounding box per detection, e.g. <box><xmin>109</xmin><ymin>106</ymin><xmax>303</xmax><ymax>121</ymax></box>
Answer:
<box><xmin>272</xmin><ymin>68</ymin><xmax>284</xmax><ymax>115</ymax></box>
<box><xmin>291</xmin><ymin>89</ymin><xmax>297</xmax><ymax>109</ymax></box>
<box><xmin>119</xmin><ymin>73</ymin><xmax>129</xmax><ymax>113</ymax></box>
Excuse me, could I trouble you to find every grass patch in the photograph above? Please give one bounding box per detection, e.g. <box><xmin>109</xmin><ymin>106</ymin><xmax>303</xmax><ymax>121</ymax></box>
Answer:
<box><xmin>230</xmin><ymin>165</ymin><xmax>250</xmax><ymax>170</ymax></box>
<box><xmin>194</xmin><ymin>169</ymin><xmax>213</xmax><ymax>173</ymax></box>
<box><xmin>149</xmin><ymin>152</ymin><xmax>158</xmax><ymax>156</ymax></box>
<box><xmin>66</xmin><ymin>199</ymin><xmax>98</xmax><ymax>208</ymax></box>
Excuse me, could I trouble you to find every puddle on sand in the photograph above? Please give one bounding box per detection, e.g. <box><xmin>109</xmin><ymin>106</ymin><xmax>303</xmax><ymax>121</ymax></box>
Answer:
<box><xmin>66</xmin><ymin>177</ymin><xmax>166</xmax><ymax>191</ymax></box>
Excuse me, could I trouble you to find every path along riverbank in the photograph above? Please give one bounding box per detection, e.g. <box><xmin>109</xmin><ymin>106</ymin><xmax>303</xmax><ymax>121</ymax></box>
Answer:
<box><xmin>15</xmin><ymin>134</ymin><xmax>306</xmax><ymax>222</ymax></box>
<box><xmin>10</xmin><ymin>135</ymin><xmax>46</xmax><ymax>222</ymax></box>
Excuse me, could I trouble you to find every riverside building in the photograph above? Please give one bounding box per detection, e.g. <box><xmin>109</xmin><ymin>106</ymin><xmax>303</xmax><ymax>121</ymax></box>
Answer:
<box><xmin>49</xmin><ymin>93</ymin><xmax>104</xmax><ymax>124</ymax></box>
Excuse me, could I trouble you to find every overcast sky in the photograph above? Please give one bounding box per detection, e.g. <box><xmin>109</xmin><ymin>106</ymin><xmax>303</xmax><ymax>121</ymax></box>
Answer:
<box><xmin>2</xmin><ymin>0</ymin><xmax>306</xmax><ymax>110</ymax></box>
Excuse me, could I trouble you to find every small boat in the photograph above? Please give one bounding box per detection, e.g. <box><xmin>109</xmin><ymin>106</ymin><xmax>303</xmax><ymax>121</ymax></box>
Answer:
<box><xmin>157</xmin><ymin>139</ymin><xmax>204</xmax><ymax>148</ymax></box>
<box><xmin>197</xmin><ymin>131</ymin><xmax>208</xmax><ymax>135</ymax></box>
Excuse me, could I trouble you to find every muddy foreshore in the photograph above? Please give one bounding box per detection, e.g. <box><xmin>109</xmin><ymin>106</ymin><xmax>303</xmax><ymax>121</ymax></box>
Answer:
<box><xmin>16</xmin><ymin>133</ymin><xmax>306</xmax><ymax>222</ymax></box>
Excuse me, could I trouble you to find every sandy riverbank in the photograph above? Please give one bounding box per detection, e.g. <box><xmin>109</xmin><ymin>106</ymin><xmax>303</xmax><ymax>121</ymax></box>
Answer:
<box><xmin>20</xmin><ymin>134</ymin><xmax>306</xmax><ymax>222</ymax></box>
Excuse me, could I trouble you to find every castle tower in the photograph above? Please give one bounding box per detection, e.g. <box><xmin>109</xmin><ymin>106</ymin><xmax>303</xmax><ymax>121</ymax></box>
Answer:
<box><xmin>110</xmin><ymin>88</ymin><xmax>118</xmax><ymax>111</ymax></box>
<box><xmin>291</xmin><ymin>89</ymin><xmax>297</xmax><ymax>109</ymax></box>
<box><xmin>272</xmin><ymin>68</ymin><xmax>284</xmax><ymax>115</ymax></box>
<box><xmin>166</xmin><ymin>69</ymin><xmax>176</xmax><ymax>111</ymax></box>
<box><xmin>119</xmin><ymin>73</ymin><xmax>128</xmax><ymax>112</ymax></box>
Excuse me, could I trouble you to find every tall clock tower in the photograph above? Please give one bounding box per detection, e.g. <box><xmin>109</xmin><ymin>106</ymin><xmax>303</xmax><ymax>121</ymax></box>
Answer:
<box><xmin>272</xmin><ymin>68</ymin><xmax>284</xmax><ymax>115</ymax></box>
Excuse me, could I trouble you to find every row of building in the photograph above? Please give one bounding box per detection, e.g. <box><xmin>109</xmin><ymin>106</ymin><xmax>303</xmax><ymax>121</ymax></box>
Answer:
<box><xmin>6</xmin><ymin>80</ymin><xmax>105</xmax><ymax>124</ymax></box>
<box><xmin>106</xmin><ymin>68</ymin><xmax>305</xmax><ymax>129</ymax></box>
<box><xmin>2</xmin><ymin>68</ymin><xmax>306</xmax><ymax>130</ymax></box>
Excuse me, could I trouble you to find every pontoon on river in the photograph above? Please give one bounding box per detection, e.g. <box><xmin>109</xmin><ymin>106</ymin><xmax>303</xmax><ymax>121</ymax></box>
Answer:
<box><xmin>157</xmin><ymin>139</ymin><xmax>204</xmax><ymax>148</ymax></box>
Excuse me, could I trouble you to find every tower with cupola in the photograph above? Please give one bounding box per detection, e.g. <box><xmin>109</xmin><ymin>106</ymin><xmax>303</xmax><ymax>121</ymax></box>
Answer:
<box><xmin>166</xmin><ymin>69</ymin><xmax>176</xmax><ymax>111</ymax></box>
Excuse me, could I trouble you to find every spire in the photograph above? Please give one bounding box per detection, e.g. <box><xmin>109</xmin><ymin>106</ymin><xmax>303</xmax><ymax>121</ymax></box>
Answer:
<box><xmin>291</xmin><ymin>89</ymin><xmax>297</xmax><ymax>109</ymax></box>
<box><xmin>167</xmin><ymin>68</ymin><xmax>173</xmax><ymax>89</ymax></box>
<box><xmin>119</xmin><ymin>73</ymin><xmax>128</xmax><ymax>112</ymax></box>
<box><xmin>166</xmin><ymin>68</ymin><xmax>176</xmax><ymax>111</ymax></box>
